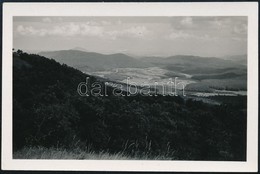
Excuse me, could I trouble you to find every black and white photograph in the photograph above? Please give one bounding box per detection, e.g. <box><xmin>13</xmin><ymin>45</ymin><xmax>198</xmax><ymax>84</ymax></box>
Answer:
<box><xmin>1</xmin><ymin>2</ymin><xmax>258</xmax><ymax>172</ymax></box>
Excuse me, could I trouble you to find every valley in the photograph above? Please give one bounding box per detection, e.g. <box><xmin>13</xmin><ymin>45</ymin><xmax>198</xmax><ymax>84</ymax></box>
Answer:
<box><xmin>38</xmin><ymin>49</ymin><xmax>247</xmax><ymax>104</ymax></box>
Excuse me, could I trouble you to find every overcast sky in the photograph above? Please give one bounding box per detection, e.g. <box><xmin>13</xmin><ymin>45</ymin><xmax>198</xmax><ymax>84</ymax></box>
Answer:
<box><xmin>13</xmin><ymin>16</ymin><xmax>247</xmax><ymax>57</ymax></box>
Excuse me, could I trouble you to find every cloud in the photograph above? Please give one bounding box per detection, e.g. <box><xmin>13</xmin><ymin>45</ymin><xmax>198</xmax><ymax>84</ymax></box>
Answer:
<box><xmin>101</xmin><ymin>21</ymin><xmax>112</xmax><ymax>25</ymax></box>
<box><xmin>17</xmin><ymin>25</ymin><xmax>47</xmax><ymax>36</ymax></box>
<box><xmin>42</xmin><ymin>17</ymin><xmax>52</xmax><ymax>23</ymax></box>
<box><xmin>180</xmin><ymin>17</ymin><xmax>193</xmax><ymax>26</ymax></box>
<box><xmin>209</xmin><ymin>17</ymin><xmax>233</xmax><ymax>30</ymax></box>
<box><xmin>16</xmin><ymin>23</ymin><xmax>151</xmax><ymax>40</ymax></box>
<box><xmin>168</xmin><ymin>16</ymin><xmax>247</xmax><ymax>42</ymax></box>
<box><xmin>211</xmin><ymin>20</ymin><xmax>223</xmax><ymax>28</ymax></box>
<box><xmin>56</xmin><ymin>23</ymin><xmax>104</xmax><ymax>37</ymax></box>
<box><xmin>124</xmin><ymin>26</ymin><xmax>150</xmax><ymax>37</ymax></box>
<box><xmin>116</xmin><ymin>20</ymin><xmax>122</xmax><ymax>25</ymax></box>
<box><xmin>168</xmin><ymin>31</ymin><xmax>190</xmax><ymax>39</ymax></box>
<box><xmin>16</xmin><ymin>23</ymin><xmax>104</xmax><ymax>37</ymax></box>
<box><xmin>107</xmin><ymin>26</ymin><xmax>151</xmax><ymax>40</ymax></box>
<box><xmin>233</xmin><ymin>24</ymin><xmax>247</xmax><ymax>35</ymax></box>
<box><xmin>167</xmin><ymin>29</ymin><xmax>218</xmax><ymax>41</ymax></box>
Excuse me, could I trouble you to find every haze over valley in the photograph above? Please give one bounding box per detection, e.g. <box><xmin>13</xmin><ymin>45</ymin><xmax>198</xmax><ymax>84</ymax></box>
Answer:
<box><xmin>38</xmin><ymin>49</ymin><xmax>247</xmax><ymax>99</ymax></box>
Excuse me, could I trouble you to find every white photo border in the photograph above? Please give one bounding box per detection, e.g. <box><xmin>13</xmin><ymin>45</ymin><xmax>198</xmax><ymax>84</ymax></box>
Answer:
<box><xmin>2</xmin><ymin>2</ymin><xmax>259</xmax><ymax>172</ymax></box>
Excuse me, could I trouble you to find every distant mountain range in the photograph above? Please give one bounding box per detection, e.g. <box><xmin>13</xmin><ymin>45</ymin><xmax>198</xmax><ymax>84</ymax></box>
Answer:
<box><xmin>39</xmin><ymin>50</ymin><xmax>151</xmax><ymax>72</ymax></box>
<box><xmin>222</xmin><ymin>54</ymin><xmax>247</xmax><ymax>65</ymax></box>
<box><xmin>38</xmin><ymin>49</ymin><xmax>247</xmax><ymax>84</ymax></box>
<box><xmin>142</xmin><ymin>55</ymin><xmax>246</xmax><ymax>75</ymax></box>
<box><xmin>143</xmin><ymin>55</ymin><xmax>245</xmax><ymax>67</ymax></box>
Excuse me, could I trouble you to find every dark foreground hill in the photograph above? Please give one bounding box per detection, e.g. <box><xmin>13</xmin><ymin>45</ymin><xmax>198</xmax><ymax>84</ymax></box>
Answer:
<box><xmin>13</xmin><ymin>50</ymin><xmax>246</xmax><ymax>160</ymax></box>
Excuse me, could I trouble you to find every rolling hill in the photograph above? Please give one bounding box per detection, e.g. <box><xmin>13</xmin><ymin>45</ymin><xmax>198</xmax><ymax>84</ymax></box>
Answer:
<box><xmin>39</xmin><ymin>50</ymin><xmax>151</xmax><ymax>72</ymax></box>
<box><xmin>142</xmin><ymin>55</ymin><xmax>246</xmax><ymax>75</ymax></box>
<box><xmin>222</xmin><ymin>54</ymin><xmax>247</xmax><ymax>65</ymax></box>
<box><xmin>141</xmin><ymin>55</ymin><xmax>247</xmax><ymax>91</ymax></box>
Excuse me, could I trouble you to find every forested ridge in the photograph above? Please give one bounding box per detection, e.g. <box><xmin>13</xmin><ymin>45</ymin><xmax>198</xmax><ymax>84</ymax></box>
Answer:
<box><xmin>13</xmin><ymin>50</ymin><xmax>247</xmax><ymax>160</ymax></box>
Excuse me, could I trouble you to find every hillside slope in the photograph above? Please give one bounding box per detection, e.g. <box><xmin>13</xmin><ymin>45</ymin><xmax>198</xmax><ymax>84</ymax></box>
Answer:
<box><xmin>13</xmin><ymin>51</ymin><xmax>246</xmax><ymax>160</ymax></box>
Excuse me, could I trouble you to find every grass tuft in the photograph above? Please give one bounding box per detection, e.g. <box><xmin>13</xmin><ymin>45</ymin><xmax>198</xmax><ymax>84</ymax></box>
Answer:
<box><xmin>13</xmin><ymin>146</ymin><xmax>174</xmax><ymax>160</ymax></box>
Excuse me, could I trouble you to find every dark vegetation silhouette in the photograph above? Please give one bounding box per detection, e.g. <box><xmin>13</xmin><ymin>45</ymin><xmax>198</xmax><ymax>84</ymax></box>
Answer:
<box><xmin>13</xmin><ymin>50</ymin><xmax>247</xmax><ymax>160</ymax></box>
